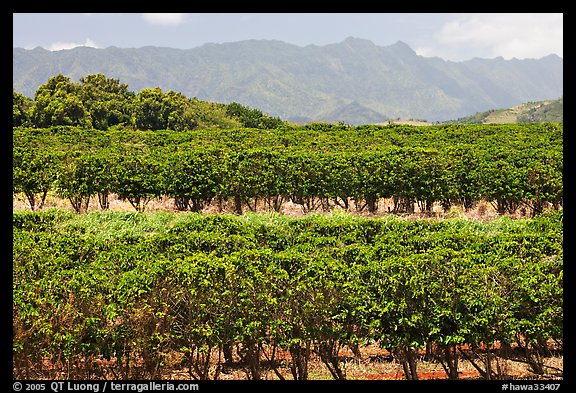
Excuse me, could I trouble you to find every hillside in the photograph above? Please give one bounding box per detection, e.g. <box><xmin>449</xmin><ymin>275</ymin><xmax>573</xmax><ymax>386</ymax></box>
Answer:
<box><xmin>13</xmin><ymin>38</ymin><xmax>563</xmax><ymax>125</ymax></box>
<box><xmin>447</xmin><ymin>97</ymin><xmax>563</xmax><ymax>124</ymax></box>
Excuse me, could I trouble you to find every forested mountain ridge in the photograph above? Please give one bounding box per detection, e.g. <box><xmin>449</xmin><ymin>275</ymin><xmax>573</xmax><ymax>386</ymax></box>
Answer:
<box><xmin>13</xmin><ymin>37</ymin><xmax>563</xmax><ymax>124</ymax></box>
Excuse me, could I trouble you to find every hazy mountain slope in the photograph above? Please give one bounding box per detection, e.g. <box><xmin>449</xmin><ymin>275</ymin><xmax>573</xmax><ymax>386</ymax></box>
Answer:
<box><xmin>447</xmin><ymin>97</ymin><xmax>563</xmax><ymax>124</ymax></box>
<box><xmin>13</xmin><ymin>38</ymin><xmax>563</xmax><ymax>124</ymax></box>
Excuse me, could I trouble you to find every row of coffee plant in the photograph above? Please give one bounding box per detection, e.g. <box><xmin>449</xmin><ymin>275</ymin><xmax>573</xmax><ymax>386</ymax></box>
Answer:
<box><xmin>13</xmin><ymin>123</ymin><xmax>562</xmax><ymax>216</ymax></box>
<box><xmin>13</xmin><ymin>209</ymin><xmax>563</xmax><ymax>379</ymax></box>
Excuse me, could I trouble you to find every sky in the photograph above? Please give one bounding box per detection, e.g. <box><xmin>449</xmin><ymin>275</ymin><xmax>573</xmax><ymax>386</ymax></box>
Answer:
<box><xmin>13</xmin><ymin>13</ymin><xmax>563</xmax><ymax>62</ymax></box>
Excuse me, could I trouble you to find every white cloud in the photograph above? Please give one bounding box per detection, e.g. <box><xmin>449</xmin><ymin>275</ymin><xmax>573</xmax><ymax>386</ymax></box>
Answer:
<box><xmin>142</xmin><ymin>13</ymin><xmax>189</xmax><ymax>26</ymax></box>
<box><xmin>416</xmin><ymin>13</ymin><xmax>562</xmax><ymax>61</ymax></box>
<box><xmin>47</xmin><ymin>38</ymin><xmax>100</xmax><ymax>51</ymax></box>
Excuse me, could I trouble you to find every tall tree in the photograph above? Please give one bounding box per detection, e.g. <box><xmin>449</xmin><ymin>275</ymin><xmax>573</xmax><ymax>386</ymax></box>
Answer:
<box><xmin>131</xmin><ymin>87</ymin><xmax>165</xmax><ymax>130</ymax></box>
<box><xmin>161</xmin><ymin>90</ymin><xmax>198</xmax><ymax>131</ymax></box>
<box><xmin>79</xmin><ymin>73</ymin><xmax>134</xmax><ymax>130</ymax></box>
<box><xmin>32</xmin><ymin>74</ymin><xmax>92</xmax><ymax>128</ymax></box>
<box><xmin>13</xmin><ymin>90</ymin><xmax>34</xmax><ymax>127</ymax></box>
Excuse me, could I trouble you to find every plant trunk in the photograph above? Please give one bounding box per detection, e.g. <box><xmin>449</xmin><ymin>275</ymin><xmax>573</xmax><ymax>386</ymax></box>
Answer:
<box><xmin>289</xmin><ymin>342</ymin><xmax>310</xmax><ymax>380</ymax></box>
<box><xmin>234</xmin><ymin>195</ymin><xmax>243</xmax><ymax>215</ymax></box>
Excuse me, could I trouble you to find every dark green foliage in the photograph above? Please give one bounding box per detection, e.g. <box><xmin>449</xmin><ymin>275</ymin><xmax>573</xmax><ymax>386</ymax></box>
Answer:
<box><xmin>78</xmin><ymin>73</ymin><xmax>135</xmax><ymax>129</ymax></box>
<box><xmin>13</xmin><ymin>89</ymin><xmax>34</xmax><ymax>127</ymax></box>
<box><xmin>226</xmin><ymin>101</ymin><xmax>285</xmax><ymax>129</ymax></box>
<box><xmin>14</xmin><ymin>73</ymin><xmax>287</xmax><ymax>131</ymax></box>
<box><xmin>13</xmin><ymin>123</ymin><xmax>563</xmax><ymax>215</ymax></box>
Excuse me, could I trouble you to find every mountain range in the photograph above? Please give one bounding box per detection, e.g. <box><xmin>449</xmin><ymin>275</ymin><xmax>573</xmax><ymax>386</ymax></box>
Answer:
<box><xmin>13</xmin><ymin>37</ymin><xmax>563</xmax><ymax>124</ymax></box>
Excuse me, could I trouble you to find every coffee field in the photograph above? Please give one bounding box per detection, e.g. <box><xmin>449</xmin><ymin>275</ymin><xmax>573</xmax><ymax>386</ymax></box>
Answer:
<box><xmin>13</xmin><ymin>122</ymin><xmax>563</xmax><ymax>380</ymax></box>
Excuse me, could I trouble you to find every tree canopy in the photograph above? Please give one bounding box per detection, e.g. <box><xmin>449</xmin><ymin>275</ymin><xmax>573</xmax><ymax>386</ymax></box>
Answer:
<box><xmin>14</xmin><ymin>73</ymin><xmax>286</xmax><ymax>131</ymax></box>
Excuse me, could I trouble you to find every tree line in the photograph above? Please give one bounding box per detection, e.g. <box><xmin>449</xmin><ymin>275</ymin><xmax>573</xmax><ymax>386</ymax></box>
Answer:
<box><xmin>13</xmin><ymin>73</ymin><xmax>285</xmax><ymax>130</ymax></box>
<box><xmin>13</xmin><ymin>123</ymin><xmax>562</xmax><ymax>217</ymax></box>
